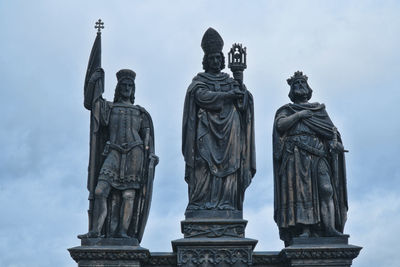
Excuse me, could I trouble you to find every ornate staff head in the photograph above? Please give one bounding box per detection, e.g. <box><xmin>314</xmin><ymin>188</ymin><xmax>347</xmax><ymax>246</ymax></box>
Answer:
<box><xmin>228</xmin><ymin>43</ymin><xmax>247</xmax><ymax>83</ymax></box>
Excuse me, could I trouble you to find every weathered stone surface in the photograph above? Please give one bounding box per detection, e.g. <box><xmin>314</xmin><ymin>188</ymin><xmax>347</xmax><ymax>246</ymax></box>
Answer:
<box><xmin>144</xmin><ymin>252</ymin><xmax>177</xmax><ymax>267</ymax></box>
<box><xmin>252</xmin><ymin>252</ymin><xmax>284</xmax><ymax>267</ymax></box>
<box><xmin>81</xmin><ymin>238</ymin><xmax>139</xmax><ymax>247</ymax></box>
<box><xmin>273</xmin><ymin>71</ymin><xmax>348</xmax><ymax>245</ymax></box>
<box><xmin>79</xmin><ymin>19</ymin><xmax>158</xmax><ymax>243</ymax></box>
<box><xmin>288</xmin><ymin>235</ymin><xmax>350</xmax><ymax>246</ymax></box>
<box><xmin>181</xmin><ymin>219</ymin><xmax>247</xmax><ymax>238</ymax></box>
<box><xmin>172</xmin><ymin>237</ymin><xmax>257</xmax><ymax>267</ymax></box>
<box><xmin>68</xmin><ymin>245</ymin><xmax>150</xmax><ymax>267</ymax></box>
<box><xmin>182</xmin><ymin>27</ymin><xmax>256</xmax><ymax>215</ymax></box>
<box><xmin>280</xmin><ymin>237</ymin><xmax>362</xmax><ymax>267</ymax></box>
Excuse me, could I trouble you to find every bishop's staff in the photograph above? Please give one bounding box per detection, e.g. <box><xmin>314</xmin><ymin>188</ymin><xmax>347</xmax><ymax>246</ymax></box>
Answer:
<box><xmin>228</xmin><ymin>43</ymin><xmax>248</xmax><ymax>110</ymax></box>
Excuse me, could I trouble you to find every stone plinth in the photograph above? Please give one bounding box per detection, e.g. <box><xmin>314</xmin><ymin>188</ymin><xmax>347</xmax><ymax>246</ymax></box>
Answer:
<box><xmin>181</xmin><ymin>219</ymin><xmax>248</xmax><ymax>239</ymax></box>
<box><xmin>68</xmin><ymin>238</ymin><xmax>150</xmax><ymax>267</ymax></box>
<box><xmin>172</xmin><ymin>237</ymin><xmax>257</xmax><ymax>267</ymax></box>
<box><xmin>144</xmin><ymin>252</ymin><xmax>177</xmax><ymax>267</ymax></box>
<box><xmin>173</xmin><ymin>210</ymin><xmax>258</xmax><ymax>267</ymax></box>
<box><xmin>252</xmin><ymin>252</ymin><xmax>285</xmax><ymax>267</ymax></box>
<box><xmin>280</xmin><ymin>236</ymin><xmax>362</xmax><ymax>267</ymax></box>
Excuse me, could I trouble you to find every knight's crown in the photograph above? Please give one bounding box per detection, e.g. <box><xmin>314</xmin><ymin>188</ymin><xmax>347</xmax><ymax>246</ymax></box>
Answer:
<box><xmin>287</xmin><ymin>71</ymin><xmax>308</xmax><ymax>86</ymax></box>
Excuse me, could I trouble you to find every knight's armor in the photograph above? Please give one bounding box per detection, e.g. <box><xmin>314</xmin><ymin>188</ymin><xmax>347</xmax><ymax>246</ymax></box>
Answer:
<box><xmin>98</xmin><ymin>102</ymin><xmax>150</xmax><ymax>190</ymax></box>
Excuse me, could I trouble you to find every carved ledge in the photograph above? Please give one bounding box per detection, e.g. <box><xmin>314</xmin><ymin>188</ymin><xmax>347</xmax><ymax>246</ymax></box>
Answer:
<box><xmin>182</xmin><ymin>223</ymin><xmax>245</xmax><ymax>238</ymax></box>
<box><xmin>252</xmin><ymin>252</ymin><xmax>285</xmax><ymax>265</ymax></box>
<box><xmin>68</xmin><ymin>247</ymin><xmax>150</xmax><ymax>262</ymax></box>
<box><xmin>178</xmin><ymin>247</ymin><xmax>252</xmax><ymax>265</ymax></box>
<box><xmin>281</xmin><ymin>247</ymin><xmax>361</xmax><ymax>260</ymax></box>
<box><xmin>172</xmin><ymin>237</ymin><xmax>257</xmax><ymax>267</ymax></box>
<box><xmin>145</xmin><ymin>252</ymin><xmax>177</xmax><ymax>266</ymax></box>
<box><xmin>181</xmin><ymin>219</ymin><xmax>247</xmax><ymax>238</ymax></box>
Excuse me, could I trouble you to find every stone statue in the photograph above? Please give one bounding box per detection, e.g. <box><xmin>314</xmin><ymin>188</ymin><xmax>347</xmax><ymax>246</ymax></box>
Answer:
<box><xmin>182</xmin><ymin>28</ymin><xmax>256</xmax><ymax>216</ymax></box>
<box><xmin>273</xmin><ymin>71</ymin><xmax>348</xmax><ymax>246</ymax></box>
<box><xmin>79</xmin><ymin>22</ymin><xmax>158</xmax><ymax>242</ymax></box>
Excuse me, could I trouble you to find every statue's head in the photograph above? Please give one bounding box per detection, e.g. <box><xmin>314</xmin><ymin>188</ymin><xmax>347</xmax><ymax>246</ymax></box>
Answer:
<box><xmin>114</xmin><ymin>69</ymin><xmax>136</xmax><ymax>103</ymax></box>
<box><xmin>287</xmin><ymin>71</ymin><xmax>313</xmax><ymax>103</ymax></box>
<box><xmin>201</xmin><ymin>28</ymin><xmax>225</xmax><ymax>73</ymax></box>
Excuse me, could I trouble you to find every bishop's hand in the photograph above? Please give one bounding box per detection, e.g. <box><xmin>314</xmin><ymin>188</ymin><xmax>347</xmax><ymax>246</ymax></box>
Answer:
<box><xmin>227</xmin><ymin>88</ymin><xmax>244</xmax><ymax>99</ymax></box>
<box><xmin>232</xmin><ymin>71</ymin><xmax>244</xmax><ymax>86</ymax></box>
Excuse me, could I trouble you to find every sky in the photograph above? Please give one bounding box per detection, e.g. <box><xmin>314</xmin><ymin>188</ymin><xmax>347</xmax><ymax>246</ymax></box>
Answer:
<box><xmin>0</xmin><ymin>0</ymin><xmax>399</xmax><ymax>266</ymax></box>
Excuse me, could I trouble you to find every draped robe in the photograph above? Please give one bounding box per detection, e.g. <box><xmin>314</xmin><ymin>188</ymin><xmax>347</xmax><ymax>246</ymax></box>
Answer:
<box><xmin>273</xmin><ymin>102</ymin><xmax>347</xmax><ymax>241</ymax></box>
<box><xmin>182</xmin><ymin>72</ymin><xmax>256</xmax><ymax>211</ymax></box>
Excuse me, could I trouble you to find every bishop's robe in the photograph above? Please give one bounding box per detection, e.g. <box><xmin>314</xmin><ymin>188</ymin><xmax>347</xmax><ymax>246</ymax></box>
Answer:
<box><xmin>182</xmin><ymin>72</ymin><xmax>256</xmax><ymax>211</ymax></box>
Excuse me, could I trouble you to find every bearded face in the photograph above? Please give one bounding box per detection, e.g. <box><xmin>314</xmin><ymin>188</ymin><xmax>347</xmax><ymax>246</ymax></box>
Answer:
<box><xmin>119</xmin><ymin>79</ymin><xmax>134</xmax><ymax>99</ymax></box>
<box><xmin>289</xmin><ymin>79</ymin><xmax>312</xmax><ymax>103</ymax></box>
<box><xmin>114</xmin><ymin>78</ymin><xmax>136</xmax><ymax>103</ymax></box>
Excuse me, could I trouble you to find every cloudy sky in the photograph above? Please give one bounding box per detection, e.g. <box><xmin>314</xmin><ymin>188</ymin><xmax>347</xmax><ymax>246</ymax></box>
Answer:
<box><xmin>1</xmin><ymin>1</ymin><xmax>399</xmax><ymax>266</ymax></box>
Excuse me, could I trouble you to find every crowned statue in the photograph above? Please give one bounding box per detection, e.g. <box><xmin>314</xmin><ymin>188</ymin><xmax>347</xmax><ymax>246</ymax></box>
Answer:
<box><xmin>273</xmin><ymin>71</ymin><xmax>347</xmax><ymax>246</ymax></box>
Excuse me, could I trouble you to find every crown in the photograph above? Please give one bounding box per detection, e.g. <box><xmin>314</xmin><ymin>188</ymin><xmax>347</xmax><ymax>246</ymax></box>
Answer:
<box><xmin>116</xmin><ymin>69</ymin><xmax>136</xmax><ymax>82</ymax></box>
<box><xmin>201</xmin><ymin>27</ymin><xmax>224</xmax><ymax>54</ymax></box>
<box><xmin>287</xmin><ymin>71</ymin><xmax>308</xmax><ymax>86</ymax></box>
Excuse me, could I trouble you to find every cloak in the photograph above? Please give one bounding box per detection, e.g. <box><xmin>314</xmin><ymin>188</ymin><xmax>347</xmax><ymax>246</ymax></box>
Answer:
<box><xmin>84</xmin><ymin>78</ymin><xmax>157</xmax><ymax>242</ymax></box>
<box><xmin>273</xmin><ymin>102</ymin><xmax>347</xmax><ymax>233</ymax></box>
<box><xmin>83</xmin><ymin>29</ymin><xmax>157</xmax><ymax>241</ymax></box>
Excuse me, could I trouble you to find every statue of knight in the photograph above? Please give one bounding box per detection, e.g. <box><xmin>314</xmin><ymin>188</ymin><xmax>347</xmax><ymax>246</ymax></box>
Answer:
<box><xmin>78</xmin><ymin>20</ymin><xmax>158</xmax><ymax>243</ymax></box>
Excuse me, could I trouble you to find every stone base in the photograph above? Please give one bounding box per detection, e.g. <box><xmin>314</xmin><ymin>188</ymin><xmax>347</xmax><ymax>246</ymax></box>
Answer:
<box><xmin>80</xmin><ymin>237</ymin><xmax>139</xmax><ymax>246</ymax></box>
<box><xmin>280</xmin><ymin>236</ymin><xmax>362</xmax><ymax>267</ymax></box>
<box><xmin>68</xmin><ymin>238</ymin><xmax>150</xmax><ymax>267</ymax></box>
<box><xmin>174</xmin><ymin>213</ymin><xmax>258</xmax><ymax>266</ymax></box>
<box><xmin>145</xmin><ymin>252</ymin><xmax>177</xmax><ymax>267</ymax></box>
<box><xmin>252</xmin><ymin>252</ymin><xmax>285</xmax><ymax>267</ymax></box>
<box><xmin>172</xmin><ymin>237</ymin><xmax>258</xmax><ymax>267</ymax></box>
<box><xmin>185</xmin><ymin>210</ymin><xmax>243</xmax><ymax>220</ymax></box>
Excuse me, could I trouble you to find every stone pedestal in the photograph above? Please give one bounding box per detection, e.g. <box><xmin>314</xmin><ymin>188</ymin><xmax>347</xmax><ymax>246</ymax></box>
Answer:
<box><xmin>181</xmin><ymin>218</ymin><xmax>247</xmax><ymax>239</ymax></box>
<box><xmin>252</xmin><ymin>252</ymin><xmax>284</xmax><ymax>267</ymax></box>
<box><xmin>172</xmin><ymin>237</ymin><xmax>257</xmax><ymax>267</ymax></box>
<box><xmin>68</xmin><ymin>238</ymin><xmax>150</xmax><ymax>267</ymax></box>
<box><xmin>172</xmin><ymin>210</ymin><xmax>258</xmax><ymax>266</ymax></box>
<box><xmin>280</xmin><ymin>236</ymin><xmax>362</xmax><ymax>267</ymax></box>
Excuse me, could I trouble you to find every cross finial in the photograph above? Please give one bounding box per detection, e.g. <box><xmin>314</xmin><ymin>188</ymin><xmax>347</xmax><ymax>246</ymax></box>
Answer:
<box><xmin>94</xmin><ymin>19</ymin><xmax>104</xmax><ymax>33</ymax></box>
